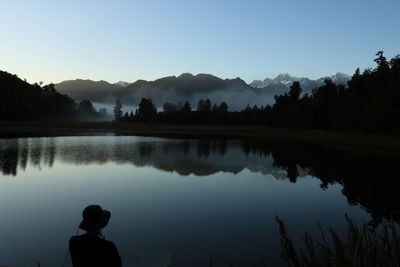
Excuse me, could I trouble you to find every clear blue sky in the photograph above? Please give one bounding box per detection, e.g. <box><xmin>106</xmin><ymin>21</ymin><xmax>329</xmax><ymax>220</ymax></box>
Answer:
<box><xmin>0</xmin><ymin>0</ymin><xmax>399</xmax><ymax>84</ymax></box>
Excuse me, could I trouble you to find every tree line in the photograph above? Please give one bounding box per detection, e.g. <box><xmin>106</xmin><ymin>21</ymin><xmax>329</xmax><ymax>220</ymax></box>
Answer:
<box><xmin>114</xmin><ymin>52</ymin><xmax>400</xmax><ymax>134</ymax></box>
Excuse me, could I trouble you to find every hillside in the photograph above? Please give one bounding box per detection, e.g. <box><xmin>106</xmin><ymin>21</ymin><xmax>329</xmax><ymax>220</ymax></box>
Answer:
<box><xmin>0</xmin><ymin>71</ymin><xmax>77</xmax><ymax>120</ymax></box>
<box><xmin>55</xmin><ymin>79</ymin><xmax>121</xmax><ymax>103</ymax></box>
<box><xmin>0</xmin><ymin>71</ymin><xmax>109</xmax><ymax>121</ymax></box>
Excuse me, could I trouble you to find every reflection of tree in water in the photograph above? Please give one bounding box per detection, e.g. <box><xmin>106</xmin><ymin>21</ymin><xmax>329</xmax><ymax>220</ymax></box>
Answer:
<box><xmin>18</xmin><ymin>138</ymin><xmax>29</xmax><ymax>171</ymax></box>
<box><xmin>43</xmin><ymin>138</ymin><xmax>56</xmax><ymax>167</ymax></box>
<box><xmin>183</xmin><ymin>141</ymin><xmax>190</xmax><ymax>155</ymax></box>
<box><xmin>241</xmin><ymin>140</ymin><xmax>300</xmax><ymax>182</ymax></box>
<box><xmin>0</xmin><ymin>138</ymin><xmax>56</xmax><ymax>176</ymax></box>
<box><xmin>196</xmin><ymin>140</ymin><xmax>211</xmax><ymax>158</ymax></box>
<box><xmin>137</xmin><ymin>142</ymin><xmax>154</xmax><ymax>158</ymax></box>
<box><xmin>0</xmin><ymin>136</ymin><xmax>399</xmax><ymax>223</ymax></box>
<box><xmin>30</xmin><ymin>138</ymin><xmax>42</xmax><ymax>167</ymax></box>
<box><xmin>0</xmin><ymin>139</ymin><xmax>19</xmax><ymax>176</ymax></box>
<box><xmin>241</xmin><ymin>138</ymin><xmax>400</xmax><ymax>224</ymax></box>
<box><xmin>217</xmin><ymin>139</ymin><xmax>227</xmax><ymax>156</ymax></box>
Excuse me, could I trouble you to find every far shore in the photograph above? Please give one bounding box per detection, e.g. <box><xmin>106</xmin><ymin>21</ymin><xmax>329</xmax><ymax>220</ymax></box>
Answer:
<box><xmin>1</xmin><ymin>121</ymin><xmax>400</xmax><ymax>158</ymax></box>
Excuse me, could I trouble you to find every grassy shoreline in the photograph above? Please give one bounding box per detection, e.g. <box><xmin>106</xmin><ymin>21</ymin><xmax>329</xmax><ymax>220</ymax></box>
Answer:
<box><xmin>1</xmin><ymin>121</ymin><xmax>400</xmax><ymax>158</ymax></box>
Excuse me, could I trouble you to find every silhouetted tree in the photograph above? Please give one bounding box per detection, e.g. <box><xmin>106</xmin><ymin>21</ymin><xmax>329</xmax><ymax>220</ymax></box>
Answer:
<box><xmin>197</xmin><ymin>99</ymin><xmax>205</xmax><ymax>111</ymax></box>
<box><xmin>204</xmin><ymin>99</ymin><xmax>212</xmax><ymax>112</ymax></box>
<box><xmin>374</xmin><ymin>51</ymin><xmax>389</xmax><ymax>72</ymax></box>
<box><xmin>218</xmin><ymin>102</ymin><xmax>228</xmax><ymax>113</ymax></box>
<box><xmin>77</xmin><ymin>99</ymin><xmax>98</xmax><ymax>120</ymax></box>
<box><xmin>113</xmin><ymin>99</ymin><xmax>123</xmax><ymax>121</ymax></box>
<box><xmin>197</xmin><ymin>99</ymin><xmax>212</xmax><ymax>112</ymax></box>
<box><xmin>289</xmin><ymin>81</ymin><xmax>301</xmax><ymax>102</ymax></box>
<box><xmin>181</xmin><ymin>101</ymin><xmax>191</xmax><ymax>112</ymax></box>
<box><xmin>43</xmin><ymin>83</ymin><xmax>56</xmax><ymax>92</ymax></box>
<box><xmin>78</xmin><ymin>100</ymin><xmax>96</xmax><ymax>114</ymax></box>
<box><xmin>136</xmin><ymin>98</ymin><xmax>157</xmax><ymax>122</ymax></box>
<box><xmin>123</xmin><ymin>112</ymin><xmax>129</xmax><ymax>120</ymax></box>
<box><xmin>163</xmin><ymin>102</ymin><xmax>177</xmax><ymax>113</ymax></box>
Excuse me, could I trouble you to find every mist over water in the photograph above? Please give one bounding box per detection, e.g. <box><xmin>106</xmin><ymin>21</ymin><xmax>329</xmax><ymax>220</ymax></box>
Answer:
<box><xmin>0</xmin><ymin>136</ymin><xmax>398</xmax><ymax>266</ymax></box>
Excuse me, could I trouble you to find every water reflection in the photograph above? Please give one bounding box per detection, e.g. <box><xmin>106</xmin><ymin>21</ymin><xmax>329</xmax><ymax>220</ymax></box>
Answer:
<box><xmin>0</xmin><ymin>137</ymin><xmax>304</xmax><ymax>178</ymax></box>
<box><xmin>0</xmin><ymin>136</ymin><xmax>399</xmax><ymax>224</ymax></box>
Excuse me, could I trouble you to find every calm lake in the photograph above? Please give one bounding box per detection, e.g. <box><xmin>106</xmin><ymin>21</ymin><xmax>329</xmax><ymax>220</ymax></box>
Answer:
<box><xmin>0</xmin><ymin>135</ymin><xmax>398</xmax><ymax>267</ymax></box>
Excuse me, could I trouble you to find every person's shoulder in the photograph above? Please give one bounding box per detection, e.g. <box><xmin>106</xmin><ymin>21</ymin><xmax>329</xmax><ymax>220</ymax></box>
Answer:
<box><xmin>103</xmin><ymin>239</ymin><xmax>119</xmax><ymax>250</ymax></box>
<box><xmin>70</xmin><ymin>234</ymin><xmax>85</xmax><ymax>240</ymax></box>
<box><xmin>69</xmin><ymin>234</ymin><xmax>86</xmax><ymax>244</ymax></box>
<box><xmin>103</xmin><ymin>239</ymin><xmax>117</xmax><ymax>246</ymax></box>
<box><xmin>69</xmin><ymin>235</ymin><xmax>81</xmax><ymax>250</ymax></box>
<box><xmin>69</xmin><ymin>235</ymin><xmax>79</xmax><ymax>242</ymax></box>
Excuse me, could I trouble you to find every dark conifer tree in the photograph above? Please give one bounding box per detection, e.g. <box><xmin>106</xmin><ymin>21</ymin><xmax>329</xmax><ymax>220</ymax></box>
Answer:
<box><xmin>181</xmin><ymin>101</ymin><xmax>191</xmax><ymax>112</ymax></box>
<box><xmin>113</xmin><ymin>98</ymin><xmax>123</xmax><ymax>121</ymax></box>
<box><xmin>136</xmin><ymin>98</ymin><xmax>157</xmax><ymax>122</ymax></box>
<box><xmin>219</xmin><ymin>102</ymin><xmax>228</xmax><ymax>113</ymax></box>
<box><xmin>163</xmin><ymin>102</ymin><xmax>177</xmax><ymax>113</ymax></box>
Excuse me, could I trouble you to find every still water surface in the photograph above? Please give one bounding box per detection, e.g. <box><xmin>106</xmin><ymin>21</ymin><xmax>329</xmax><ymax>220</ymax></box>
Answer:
<box><xmin>0</xmin><ymin>136</ymin><xmax>398</xmax><ymax>266</ymax></box>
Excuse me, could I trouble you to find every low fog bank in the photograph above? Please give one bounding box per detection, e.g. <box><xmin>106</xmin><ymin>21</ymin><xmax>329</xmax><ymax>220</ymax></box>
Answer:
<box><xmin>62</xmin><ymin>86</ymin><xmax>290</xmax><ymax>111</ymax></box>
<box><xmin>110</xmin><ymin>85</ymin><xmax>293</xmax><ymax>111</ymax></box>
<box><xmin>92</xmin><ymin>103</ymin><xmax>138</xmax><ymax>116</ymax></box>
<box><xmin>93</xmin><ymin>88</ymin><xmax>289</xmax><ymax>114</ymax></box>
<box><xmin>115</xmin><ymin>88</ymin><xmax>281</xmax><ymax>111</ymax></box>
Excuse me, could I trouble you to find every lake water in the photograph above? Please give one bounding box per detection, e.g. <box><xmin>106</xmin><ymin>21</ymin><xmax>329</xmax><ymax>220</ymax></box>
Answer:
<box><xmin>0</xmin><ymin>136</ymin><xmax>398</xmax><ymax>267</ymax></box>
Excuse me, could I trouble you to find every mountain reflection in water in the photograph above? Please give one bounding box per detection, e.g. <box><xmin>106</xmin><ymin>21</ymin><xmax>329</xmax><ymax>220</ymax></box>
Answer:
<box><xmin>0</xmin><ymin>136</ymin><xmax>399</xmax><ymax>225</ymax></box>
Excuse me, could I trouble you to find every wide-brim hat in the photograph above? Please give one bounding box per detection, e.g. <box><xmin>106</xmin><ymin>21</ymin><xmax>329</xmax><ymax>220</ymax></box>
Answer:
<box><xmin>79</xmin><ymin>205</ymin><xmax>111</xmax><ymax>231</ymax></box>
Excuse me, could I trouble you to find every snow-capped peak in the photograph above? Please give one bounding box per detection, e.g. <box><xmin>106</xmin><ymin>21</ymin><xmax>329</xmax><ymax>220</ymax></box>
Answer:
<box><xmin>115</xmin><ymin>81</ymin><xmax>130</xmax><ymax>87</ymax></box>
<box><xmin>273</xmin><ymin>73</ymin><xmax>299</xmax><ymax>86</ymax></box>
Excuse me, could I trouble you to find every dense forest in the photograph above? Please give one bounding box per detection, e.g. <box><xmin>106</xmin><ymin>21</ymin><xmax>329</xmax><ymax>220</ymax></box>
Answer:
<box><xmin>116</xmin><ymin>52</ymin><xmax>400</xmax><ymax>134</ymax></box>
<box><xmin>0</xmin><ymin>71</ymin><xmax>109</xmax><ymax>121</ymax></box>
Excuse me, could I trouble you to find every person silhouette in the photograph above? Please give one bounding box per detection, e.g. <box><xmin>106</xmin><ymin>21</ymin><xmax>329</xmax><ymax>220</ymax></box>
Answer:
<box><xmin>69</xmin><ymin>205</ymin><xmax>122</xmax><ymax>267</ymax></box>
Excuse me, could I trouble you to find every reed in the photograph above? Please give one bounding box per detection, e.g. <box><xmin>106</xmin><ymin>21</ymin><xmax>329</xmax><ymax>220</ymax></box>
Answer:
<box><xmin>276</xmin><ymin>215</ymin><xmax>400</xmax><ymax>267</ymax></box>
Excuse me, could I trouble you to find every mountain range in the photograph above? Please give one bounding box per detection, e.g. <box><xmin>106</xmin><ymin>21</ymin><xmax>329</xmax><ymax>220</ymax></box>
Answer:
<box><xmin>55</xmin><ymin>72</ymin><xmax>350</xmax><ymax>111</ymax></box>
<box><xmin>250</xmin><ymin>72</ymin><xmax>350</xmax><ymax>91</ymax></box>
